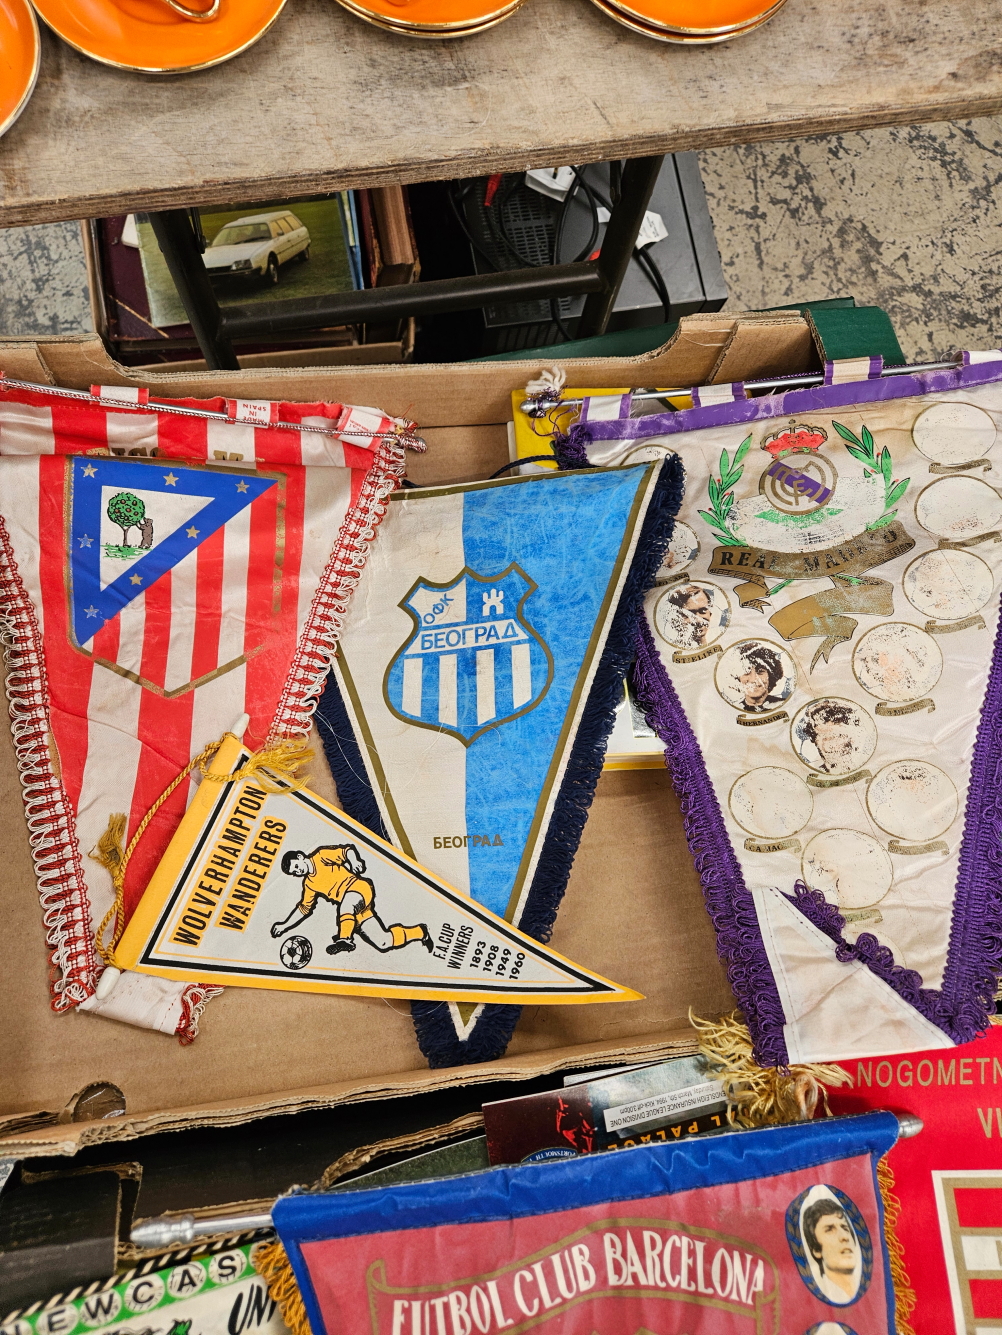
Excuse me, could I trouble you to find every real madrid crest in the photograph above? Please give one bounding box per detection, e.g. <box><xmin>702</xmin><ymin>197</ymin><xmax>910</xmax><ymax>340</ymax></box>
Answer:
<box><xmin>758</xmin><ymin>421</ymin><xmax>838</xmax><ymax>516</ymax></box>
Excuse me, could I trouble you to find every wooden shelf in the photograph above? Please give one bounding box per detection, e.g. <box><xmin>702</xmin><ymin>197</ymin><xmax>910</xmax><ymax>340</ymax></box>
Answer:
<box><xmin>1</xmin><ymin>0</ymin><xmax>999</xmax><ymax>227</ymax></box>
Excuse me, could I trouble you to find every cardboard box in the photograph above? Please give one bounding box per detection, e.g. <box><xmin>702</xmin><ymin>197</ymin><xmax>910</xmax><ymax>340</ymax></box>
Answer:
<box><xmin>0</xmin><ymin>313</ymin><xmax>817</xmax><ymax>1165</ymax></box>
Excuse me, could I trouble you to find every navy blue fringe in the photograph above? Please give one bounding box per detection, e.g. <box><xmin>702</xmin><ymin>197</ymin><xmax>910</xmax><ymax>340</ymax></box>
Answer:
<box><xmin>314</xmin><ymin>668</ymin><xmax>389</xmax><ymax>840</ymax></box>
<box><xmin>316</xmin><ymin>458</ymin><xmax>684</xmax><ymax>1068</ymax></box>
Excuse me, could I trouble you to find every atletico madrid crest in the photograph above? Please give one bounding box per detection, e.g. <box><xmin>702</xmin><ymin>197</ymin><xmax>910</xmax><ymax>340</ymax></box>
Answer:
<box><xmin>384</xmin><ymin>565</ymin><xmax>552</xmax><ymax>746</ymax></box>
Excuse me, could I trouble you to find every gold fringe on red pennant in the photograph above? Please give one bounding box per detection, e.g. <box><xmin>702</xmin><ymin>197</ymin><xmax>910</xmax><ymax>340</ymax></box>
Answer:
<box><xmin>252</xmin><ymin>1238</ymin><xmax>312</xmax><ymax>1335</ymax></box>
<box><xmin>877</xmin><ymin>1156</ymin><xmax>918</xmax><ymax>1335</ymax></box>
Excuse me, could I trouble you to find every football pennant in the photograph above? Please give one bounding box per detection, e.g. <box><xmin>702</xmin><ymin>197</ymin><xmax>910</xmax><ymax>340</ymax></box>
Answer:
<box><xmin>0</xmin><ymin>380</ymin><xmax>414</xmax><ymax>1039</ymax></box>
<box><xmin>272</xmin><ymin>1113</ymin><xmax>902</xmax><ymax>1335</ymax></box>
<box><xmin>115</xmin><ymin>732</ymin><xmax>641</xmax><ymax>1005</ymax></box>
<box><xmin>558</xmin><ymin>355</ymin><xmax>1002</xmax><ymax>1067</ymax></box>
<box><xmin>317</xmin><ymin>462</ymin><xmax>681</xmax><ymax>1061</ymax></box>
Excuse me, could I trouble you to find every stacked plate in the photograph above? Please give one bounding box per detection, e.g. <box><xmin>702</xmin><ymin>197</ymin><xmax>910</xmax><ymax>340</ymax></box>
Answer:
<box><xmin>0</xmin><ymin>0</ymin><xmax>40</xmax><ymax>139</ymax></box>
<box><xmin>589</xmin><ymin>0</ymin><xmax>788</xmax><ymax>42</ymax></box>
<box><xmin>29</xmin><ymin>0</ymin><xmax>287</xmax><ymax>73</ymax></box>
<box><xmin>332</xmin><ymin>0</ymin><xmax>526</xmax><ymax>37</ymax></box>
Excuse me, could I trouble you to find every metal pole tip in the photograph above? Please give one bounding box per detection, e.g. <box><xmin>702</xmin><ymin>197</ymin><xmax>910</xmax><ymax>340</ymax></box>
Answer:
<box><xmin>896</xmin><ymin>1113</ymin><xmax>924</xmax><ymax>1139</ymax></box>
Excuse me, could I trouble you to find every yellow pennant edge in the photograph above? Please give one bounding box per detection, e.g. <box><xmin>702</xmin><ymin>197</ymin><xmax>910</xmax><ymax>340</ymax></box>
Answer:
<box><xmin>116</xmin><ymin>734</ymin><xmax>642</xmax><ymax>1006</ymax></box>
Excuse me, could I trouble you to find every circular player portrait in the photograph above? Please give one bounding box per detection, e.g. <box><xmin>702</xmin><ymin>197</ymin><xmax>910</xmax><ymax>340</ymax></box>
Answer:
<box><xmin>903</xmin><ymin>548</ymin><xmax>994</xmax><ymax>622</ymax></box>
<box><xmin>791</xmin><ymin>698</ymin><xmax>877</xmax><ymax>776</ymax></box>
<box><xmin>915</xmin><ymin>475</ymin><xmax>1002</xmax><ymax>543</ymax></box>
<box><xmin>786</xmin><ymin>1185</ymin><xmax>872</xmax><ymax>1307</ymax></box>
<box><xmin>715</xmin><ymin>639</ymin><xmax>797</xmax><ymax>714</ymax></box>
<box><xmin>653</xmin><ymin>580</ymin><xmax>731</xmax><ymax>652</ymax></box>
<box><xmin>866</xmin><ymin>760</ymin><xmax>959</xmax><ymax>843</ymax></box>
<box><xmin>912</xmin><ymin>400</ymin><xmax>998</xmax><ymax>467</ymax></box>
<box><xmin>801</xmin><ymin>829</ymin><xmax>894</xmax><ymax>909</ymax></box>
<box><xmin>729</xmin><ymin>767</ymin><xmax>814</xmax><ymax>840</ymax></box>
<box><xmin>653</xmin><ymin>520</ymin><xmax>700</xmax><ymax>583</ymax></box>
<box><xmin>852</xmin><ymin>622</ymin><xmax>942</xmax><ymax>703</ymax></box>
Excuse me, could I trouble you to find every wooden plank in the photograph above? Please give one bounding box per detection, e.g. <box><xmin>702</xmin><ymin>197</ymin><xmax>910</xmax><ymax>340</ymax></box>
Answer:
<box><xmin>1</xmin><ymin>0</ymin><xmax>999</xmax><ymax>227</ymax></box>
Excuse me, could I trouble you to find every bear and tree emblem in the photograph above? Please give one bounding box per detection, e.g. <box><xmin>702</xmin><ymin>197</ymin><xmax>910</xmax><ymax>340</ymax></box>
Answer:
<box><xmin>105</xmin><ymin>491</ymin><xmax>154</xmax><ymax>558</ymax></box>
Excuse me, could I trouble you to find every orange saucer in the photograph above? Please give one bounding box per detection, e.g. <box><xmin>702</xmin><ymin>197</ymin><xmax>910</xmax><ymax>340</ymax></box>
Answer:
<box><xmin>622</xmin><ymin>0</ymin><xmax>786</xmax><ymax>32</ymax></box>
<box><xmin>31</xmin><ymin>0</ymin><xmax>287</xmax><ymax>73</ymax></box>
<box><xmin>590</xmin><ymin>0</ymin><xmax>785</xmax><ymax>41</ymax></box>
<box><xmin>0</xmin><ymin>0</ymin><xmax>40</xmax><ymax>139</ymax></box>
<box><xmin>333</xmin><ymin>0</ymin><xmax>523</xmax><ymax>33</ymax></box>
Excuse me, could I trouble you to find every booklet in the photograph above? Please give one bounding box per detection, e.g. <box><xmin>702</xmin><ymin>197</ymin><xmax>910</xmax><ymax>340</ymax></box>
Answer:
<box><xmin>483</xmin><ymin>1054</ymin><xmax>730</xmax><ymax>1164</ymax></box>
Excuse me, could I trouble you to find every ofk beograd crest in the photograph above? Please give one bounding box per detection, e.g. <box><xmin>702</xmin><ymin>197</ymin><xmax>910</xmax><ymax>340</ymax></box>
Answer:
<box><xmin>384</xmin><ymin>565</ymin><xmax>553</xmax><ymax>746</ymax></box>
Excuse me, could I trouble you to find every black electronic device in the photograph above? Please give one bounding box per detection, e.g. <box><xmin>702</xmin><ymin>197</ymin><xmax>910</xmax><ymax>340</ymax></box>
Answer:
<box><xmin>454</xmin><ymin>155</ymin><xmax>727</xmax><ymax>353</ymax></box>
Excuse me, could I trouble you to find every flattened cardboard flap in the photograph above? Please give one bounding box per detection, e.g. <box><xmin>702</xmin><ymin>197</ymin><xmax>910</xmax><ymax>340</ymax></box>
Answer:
<box><xmin>0</xmin><ymin>313</ymin><xmax>817</xmax><ymax>430</ymax></box>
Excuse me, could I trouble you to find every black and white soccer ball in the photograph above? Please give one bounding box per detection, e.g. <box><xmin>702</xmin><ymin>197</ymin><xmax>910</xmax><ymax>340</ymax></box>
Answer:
<box><xmin>280</xmin><ymin>935</ymin><xmax>313</xmax><ymax>971</ymax></box>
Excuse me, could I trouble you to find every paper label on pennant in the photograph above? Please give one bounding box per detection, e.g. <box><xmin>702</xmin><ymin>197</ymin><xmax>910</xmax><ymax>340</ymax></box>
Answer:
<box><xmin>603</xmin><ymin>1080</ymin><xmax>727</xmax><ymax>1133</ymax></box>
<box><xmin>116</xmin><ymin>735</ymin><xmax>640</xmax><ymax>1005</ymax></box>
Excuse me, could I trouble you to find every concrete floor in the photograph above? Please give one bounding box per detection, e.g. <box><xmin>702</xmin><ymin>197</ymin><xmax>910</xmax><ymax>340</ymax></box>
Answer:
<box><xmin>0</xmin><ymin>220</ymin><xmax>93</xmax><ymax>338</ymax></box>
<box><xmin>699</xmin><ymin>117</ymin><xmax>1002</xmax><ymax>363</ymax></box>
<box><xmin>1</xmin><ymin>116</ymin><xmax>1000</xmax><ymax>361</ymax></box>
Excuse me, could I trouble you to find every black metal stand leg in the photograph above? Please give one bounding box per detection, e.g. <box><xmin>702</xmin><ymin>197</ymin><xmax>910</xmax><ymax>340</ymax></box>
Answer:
<box><xmin>575</xmin><ymin>154</ymin><xmax>665</xmax><ymax>340</ymax></box>
<box><xmin>148</xmin><ymin>210</ymin><xmax>240</xmax><ymax>371</ymax></box>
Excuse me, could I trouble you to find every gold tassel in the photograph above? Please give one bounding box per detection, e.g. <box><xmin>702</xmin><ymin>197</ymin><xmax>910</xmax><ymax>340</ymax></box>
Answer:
<box><xmin>89</xmin><ymin>730</ymin><xmax>313</xmax><ymax>966</ymax></box>
<box><xmin>91</xmin><ymin>812</ymin><xmax>127</xmax><ymax>877</ymax></box>
<box><xmin>690</xmin><ymin>1009</ymin><xmax>853</xmax><ymax>1128</ymax></box>
<box><xmin>877</xmin><ymin>1156</ymin><xmax>918</xmax><ymax>1335</ymax></box>
<box><xmin>253</xmin><ymin>1238</ymin><xmax>312</xmax><ymax>1335</ymax></box>
<box><xmin>219</xmin><ymin>737</ymin><xmax>315</xmax><ymax>794</ymax></box>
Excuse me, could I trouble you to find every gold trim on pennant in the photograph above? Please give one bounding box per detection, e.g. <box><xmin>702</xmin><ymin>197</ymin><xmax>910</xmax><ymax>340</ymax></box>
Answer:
<box><xmin>743</xmin><ymin>836</ymin><xmax>799</xmax><ymax>853</ymax></box>
<box><xmin>807</xmin><ymin>768</ymin><xmax>871</xmax><ymax>789</ymax></box>
<box><xmin>842</xmin><ymin>907</ymin><xmax>883</xmax><ymax>925</ymax></box>
<box><xmin>334</xmin><ymin>653</ymin><xmax>415</xmax><ymax>861</ymax></box>
<box><xmin>929</xmin><ymin>459</ymin><xmax>992</xmax><ymax>474</ymax></box>
<box><xmin>937</xmin><ymin>531</ymin><xmax>1002</xmax><ymax>549</ymax></box>
<box><xmin>673</xmin><ymin>643</ymin><xmax>723</xmax><ymax>664</ymax></box>
<box><xmin>364</xmin><ymin>1215</ymin><xmax>779</xmax><ymax>1334</ymax></box>
<box><xmin>875</xmin><ymin>698</ymin><xmax>934</xmax><ymax>716</ymax></box>
<box><xmin>889</xmin><ymin>839</ymin><xmax>949</xmax><ymax>856</ymax></box>
<box><xmin>926</xmin><ymin>615</ymin><xmax>986</xmax><ymax>635</ymax></box>
<box><xmin>736</xmin><ymin>709</ymin><xmax>788</xmax><ymax>727</ymax></box>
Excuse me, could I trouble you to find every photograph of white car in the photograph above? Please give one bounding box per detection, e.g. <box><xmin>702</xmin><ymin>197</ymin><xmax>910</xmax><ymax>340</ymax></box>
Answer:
<box><xmin>131</xmin><ymin>198</ymin><xmax>357</xmax><ymax>326</ymax></box>
<box><xmin>202</xmin><ymin>210</ymin><xmax>311</xmax><ymax>286</ymax></box>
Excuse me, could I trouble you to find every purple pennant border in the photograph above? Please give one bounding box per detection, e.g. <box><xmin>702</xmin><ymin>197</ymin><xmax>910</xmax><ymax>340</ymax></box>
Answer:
<box><xmin>565</xmin><ymin>358</ymin><xmax>1002</xmax><ymax>1059</ymax></box>
<box><xmin>561</xmin><ymin>358</ymin><xmax>1002</xmax><ymax>451</ymax></box>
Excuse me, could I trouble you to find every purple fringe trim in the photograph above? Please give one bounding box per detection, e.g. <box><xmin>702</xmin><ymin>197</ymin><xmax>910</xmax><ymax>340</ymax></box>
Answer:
<box><xmin>784</xmin><ymin>882</ymin><xmax>936</xmax><ymax>1015</ymax></box>
<box><xmin>553</xmin><ymin>430</ymin><xmax>589</xmax><ymax>469</ymax></box>
<box><xmin>631</xmin><ymin>616</ymin><xmax>790</xmax><ymax>1067</ymax></box>
<box><xmin>936</xmin><ymin>602</ymin><xmax>1002</xmax><ymax>1042</ymax></box>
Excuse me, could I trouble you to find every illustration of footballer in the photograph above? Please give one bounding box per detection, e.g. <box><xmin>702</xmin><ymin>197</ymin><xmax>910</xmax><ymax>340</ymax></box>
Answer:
<box><xmin>270</xmin><ymin>844</ymin><xmax>433</xmax><ymax>956</ymax></box>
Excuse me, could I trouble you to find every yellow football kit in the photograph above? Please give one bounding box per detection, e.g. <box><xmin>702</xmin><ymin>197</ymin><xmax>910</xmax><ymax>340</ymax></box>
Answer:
<box><xmin>297</xmin><ymin>845</ymin><xmax>426</xmax><ymax>949</ymax></box>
